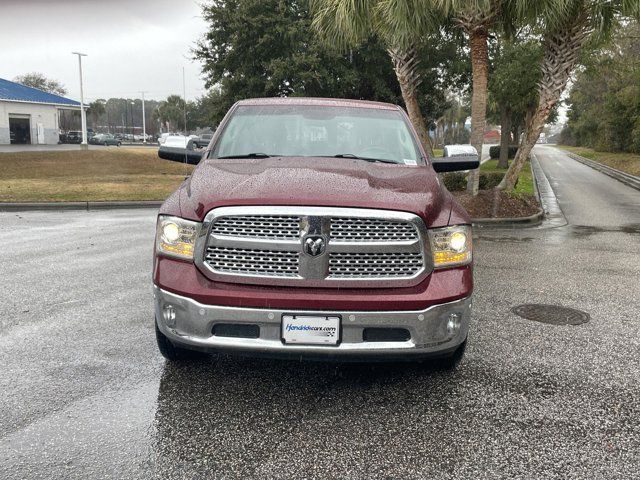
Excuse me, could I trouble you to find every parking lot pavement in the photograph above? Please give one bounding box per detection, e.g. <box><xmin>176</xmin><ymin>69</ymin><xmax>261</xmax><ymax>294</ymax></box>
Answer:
<box><xmin>0</xmin><ymin>146</ymin><xmax>639</xmax><ymax>479</ymax></box>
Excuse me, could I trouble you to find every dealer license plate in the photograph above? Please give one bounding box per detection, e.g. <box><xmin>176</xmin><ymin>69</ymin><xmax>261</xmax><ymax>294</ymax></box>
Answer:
<box><xmin>282</xmin><ymin>315</ymin><xmax>340</xmax><ymax>345</ymax></box>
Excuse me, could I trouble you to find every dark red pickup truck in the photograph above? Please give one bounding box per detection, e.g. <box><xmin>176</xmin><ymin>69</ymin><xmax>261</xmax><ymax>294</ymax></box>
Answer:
<box><xmin>154</xmin><ymin>97</ymin><xmax>477</xmax><ymax>366</ymax></box>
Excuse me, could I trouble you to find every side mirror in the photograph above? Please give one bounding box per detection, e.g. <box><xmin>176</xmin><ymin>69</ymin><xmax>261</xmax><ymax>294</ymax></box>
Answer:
<box><xmin>158</xmin><ymin>135</ymin><xmax>203</xmax><ymax>165</ymax></box>
<box><xmin>431</xmin><ymin>145</ymin><xmax>479</xmax><ymax>173</ymax></box>
<box><xmin>158</xmin><ymin>146</ymin><xmax>203</xmax><ymax>165</ymax></box>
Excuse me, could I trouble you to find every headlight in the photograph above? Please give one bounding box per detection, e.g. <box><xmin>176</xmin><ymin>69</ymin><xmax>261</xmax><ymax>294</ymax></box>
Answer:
<box><xmin>428</xmin><ymin>225</ymin><xmax>472</xmax><ymax>268</ymax></box>
<box><xmin>156</xmin><ymin>215</ymin><xmax>202</xmax><ymax>260</ymax></box>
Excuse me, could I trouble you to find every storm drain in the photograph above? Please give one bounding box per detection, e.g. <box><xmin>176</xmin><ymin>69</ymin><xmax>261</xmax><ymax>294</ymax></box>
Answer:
<box><xmin>511</xmin><ymin>304</ymin><xmax>590</xmax><ymax>326</ymax></box>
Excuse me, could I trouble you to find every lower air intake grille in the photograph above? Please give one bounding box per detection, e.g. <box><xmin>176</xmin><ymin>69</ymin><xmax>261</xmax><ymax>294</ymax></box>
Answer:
<box><xmin>213</xmin><ymin>323</ymin><xmax>260</xmax><ymax>338</ymax></box>
<box><xmin>363</xmin><ymin>328</ymin><xmax>411</xmax><ymax>342</ymax></box>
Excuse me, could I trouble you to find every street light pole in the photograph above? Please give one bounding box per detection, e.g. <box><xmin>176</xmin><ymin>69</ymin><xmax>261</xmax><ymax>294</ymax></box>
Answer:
<box><xmin>130</xmin><ymin>101</ymin><xmax>135</xmax><ymax>140</ymax></box>
<box><xmin>71</xmin><ymin>52</ymin><xmax>88</xmax><ymax>149</ymax></box>
<box><xmin>140</xmin><ymin>91</ymin><xmax>147</xmax><ymax>144</ymax></box>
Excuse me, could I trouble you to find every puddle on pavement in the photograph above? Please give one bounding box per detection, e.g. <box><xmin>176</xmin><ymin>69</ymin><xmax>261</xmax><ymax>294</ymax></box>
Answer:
<box><xmin>621</xmin><ymin>224</ymin><xmax>640</xmax><ymax>234</ymax></box>
<box><xmin>476</xmin><ymin>222</ymin><xmax>640</xmax><ymax>245</ymax></box>
<box><xmin>565</xmin><ymin>223</ymin><xmax>640</xmax><ymax>238</ymax></box>
<box><xmin>476</xmin><ymin>235</ymin><xmax>534</xmax><ymax>243</ymax></box>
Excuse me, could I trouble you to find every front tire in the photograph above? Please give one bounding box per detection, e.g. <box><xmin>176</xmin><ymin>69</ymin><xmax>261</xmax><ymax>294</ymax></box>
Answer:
<box><xmin>155</xmin><ymin>321</ymin><xmax>206</xmax><ymax>362</ymax></box>
<box><xmin>435</xmin><ymin>339</ymin><xmax>467</xmax><ymax>370</ymax></box>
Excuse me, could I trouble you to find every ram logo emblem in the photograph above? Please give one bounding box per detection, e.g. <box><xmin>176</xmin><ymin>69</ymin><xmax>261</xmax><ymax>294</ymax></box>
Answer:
<box><xmin>303</xmin><ymin>235</ymin><xmax>326</xmax><ymax>257</ymax></box>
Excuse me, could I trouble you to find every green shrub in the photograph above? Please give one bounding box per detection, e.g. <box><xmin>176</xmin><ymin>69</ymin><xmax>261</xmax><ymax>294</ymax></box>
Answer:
<box><xmin>443</xmin><ymin>171</ymin><xmax>505</xmax><ymax>191</ymax></box>
<box><xmin>479</xmin><ymin>172</ymin><xmax>504</xmax><ymax>190</ymax></box>
<box><xmin>442</xmin><ymin>172</ymin><xmax>467</xmax><ymax>191</ymax></box>
<box><xmin>441</xmin><ymin>158</ymin><xmax>529</xmax><ymax>193</ymax></box>
<box><xmin>489</xmin><ymin>145</ymin><xmax>519</xmax><ymax>160</ymax></box>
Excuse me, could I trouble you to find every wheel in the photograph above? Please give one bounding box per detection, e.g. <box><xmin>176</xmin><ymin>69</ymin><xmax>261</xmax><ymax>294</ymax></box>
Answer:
<box><xmin>104</xmin><ymin>142</ymin><xmax>108</xmax><ymax>146</ymax></box>
<box><xmin>117</xmin><ymin>142</ymin><xmax>121</xmax><ymax>147</ymax></box>
<box><xmin>155</xmin><ymin>321</ymin><xmax>208</xmax><ymax>362</ymax></box>
<box><xmin>434</xmin><ymin>339</ymin><xmax>467</xmax><ymax>370</ymax></box>
<box><xmin>419</xmin><ymin>338</ymin><xmax>467</xmax><ymax>371</ymax></box>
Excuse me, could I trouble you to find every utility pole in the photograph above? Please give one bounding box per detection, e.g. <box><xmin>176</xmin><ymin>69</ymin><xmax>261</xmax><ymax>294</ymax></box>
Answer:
<box><xmin>140</xmin><ymin>91</ymin><xmax>147</xmax><ymax>144</ymax></box>
<box><xmin>71</xmin><ymin>52</ymin><xmax>88</xmax><ymax>149</ymax></box>
<box><xmin>182</xmin><ymin>67</ymin><xmax>187</xmax><ymax>135</ymax></box>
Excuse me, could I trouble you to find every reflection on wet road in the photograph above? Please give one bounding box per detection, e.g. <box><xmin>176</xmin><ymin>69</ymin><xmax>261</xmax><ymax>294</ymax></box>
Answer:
<box><xmin>1</xmin><ymin>146</ymin><xmax>639</xmax><ymax>478</ymax></box>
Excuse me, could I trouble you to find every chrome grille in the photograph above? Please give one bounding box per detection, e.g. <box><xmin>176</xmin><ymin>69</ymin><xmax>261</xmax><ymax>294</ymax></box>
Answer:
<box><xmin>197</xmin><ymin>206</ymin><xmax>431</xmax><ymax>287</ymax></box>
<box><xmin>205</xmin><ymin>247</ymin><xmax>298</xmax><ymax>277</ymax></box>
<box><xmin>329</xmin><ymin>252</ymin><xmax>423</xmax><ymax>278</ymax></box>
<box><xmin>331</xmin><ymin>218</ymin><xmax>418</xmax><ymax>242</ymax></box>
<box><xmin>211</xmin><ymin>215</ymin><xmax>299</xmax><ymax>240</ymax></box>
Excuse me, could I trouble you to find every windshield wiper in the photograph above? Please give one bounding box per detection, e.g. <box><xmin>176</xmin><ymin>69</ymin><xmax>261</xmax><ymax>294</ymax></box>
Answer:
<box><xmin>331</xmin><ymin>154</ymin><xmax>399</xmax><ymax>165</ymax></box>
<box><xmin>217</xmin><ymin>153</ymin><xmax>273</xmax><ymax>159</ymax></box>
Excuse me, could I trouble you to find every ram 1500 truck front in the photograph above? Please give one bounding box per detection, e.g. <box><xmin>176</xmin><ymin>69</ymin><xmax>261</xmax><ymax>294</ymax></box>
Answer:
<box><xmin>153</xmin><ymin>98</ymin><xmax>477</xmax><ymax>366</ymax></box>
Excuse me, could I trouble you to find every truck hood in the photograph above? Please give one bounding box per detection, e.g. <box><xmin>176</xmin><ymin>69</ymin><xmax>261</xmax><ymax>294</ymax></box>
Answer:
<box><xmin>178</xmin><ymin>156</ymin><xmax>452</xmax><ymax>226</ymax></box>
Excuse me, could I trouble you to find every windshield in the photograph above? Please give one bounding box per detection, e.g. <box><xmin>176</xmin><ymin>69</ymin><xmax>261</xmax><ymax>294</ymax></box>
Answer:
<box><xmin>212</xmin><ymin>105</ymin><xmax>422</xmax><ymax>165</ymax></box>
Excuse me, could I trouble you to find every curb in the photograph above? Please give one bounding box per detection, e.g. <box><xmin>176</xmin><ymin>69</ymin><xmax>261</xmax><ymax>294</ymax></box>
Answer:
<box><xmin>0</xmin><ymin>201</ymin><xmax>163</xmax><ymax>212</ymax></box>
<box><xmin>529</xmin><ymin>151</ymin><xmax>566</xmax><ymax>228</ymax></box>
<box><xmin>472</xmin><ymin>208</ymin><xmax>544</xmax><ymax>227</ymax></box>
<box><xmin>565</xmin><ymin>152</ymin><xmax>640</xmax><ymax>191</ymax></box>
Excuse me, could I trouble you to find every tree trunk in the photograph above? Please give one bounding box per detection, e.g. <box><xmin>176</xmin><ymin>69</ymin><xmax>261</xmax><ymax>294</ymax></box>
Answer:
<box><xmin>466</xmin><ymin>29</ymin><xmax>489</xmax><ymax>195</ymax></box>
<box><xmin>512</xmin><ymin>124</ymin><xmax>520</xmax><ymax>145</ymax></box>
<box><xmin>499</xmin><ymin>18</ymin><xmax>589</xmax><ymax>191</ymax></box>
<box><xmin>497</xmin><ymin>106</ymin><xmax>510</xmax><ymax>169</ymax></box>
<box><xmin>388</xmin><ymin>47</ymin><xmax>434</xmax><ymax>157</ymax></box>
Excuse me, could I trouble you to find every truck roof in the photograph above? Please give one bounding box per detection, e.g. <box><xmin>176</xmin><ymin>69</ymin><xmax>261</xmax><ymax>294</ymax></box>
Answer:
<box><xmin>235</xmin><ymin>97</ymin><xmax>400</xmax><ymax>110</ymax></box>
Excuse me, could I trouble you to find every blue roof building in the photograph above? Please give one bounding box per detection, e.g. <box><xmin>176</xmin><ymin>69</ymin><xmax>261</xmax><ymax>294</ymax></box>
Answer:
<box><xmin>0</xmin><ymin>77</ymin><xmax>81</xmax><ymax>145</ymax></box>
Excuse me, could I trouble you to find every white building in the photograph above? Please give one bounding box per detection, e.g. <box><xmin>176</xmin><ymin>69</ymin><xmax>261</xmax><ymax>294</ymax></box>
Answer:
<box><xmin>0</xmin><ymin>77</ymin><xmax>81</xmax><ymax>145</ymax></box>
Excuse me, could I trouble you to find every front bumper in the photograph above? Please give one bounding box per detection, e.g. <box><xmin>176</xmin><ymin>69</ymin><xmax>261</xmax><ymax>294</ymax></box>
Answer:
<box><xmin>153</xmin><ymin>285</ymin><xmax>471</xmax><ymax>360</ymax></box>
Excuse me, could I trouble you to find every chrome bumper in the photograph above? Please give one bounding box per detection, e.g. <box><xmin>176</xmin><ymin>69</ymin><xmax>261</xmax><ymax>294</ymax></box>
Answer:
<box><xmin>153</xmin><ymin>285</ymin><xmax>471</xmax><ymax>360</ymax></box>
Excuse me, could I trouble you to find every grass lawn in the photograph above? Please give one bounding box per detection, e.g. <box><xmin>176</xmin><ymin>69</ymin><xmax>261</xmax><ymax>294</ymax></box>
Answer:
<box><xmin>480</xmin><ymin>159</ymin><xmax>535</xmax><ymax>196</ymax></box>
<box><xmin>558</xmin><ymin>146</ymin><xmax>640</xmax><ymax>177</ymax></box>
<box><xmin>0</xmin><ymin>148</ymin><xmax>194</xmax><ymax>202</ymax></box>
<box><xmin>0</xmin><ymin>147</ymin><xmax>536</xmax><ymax>203</ymax></box>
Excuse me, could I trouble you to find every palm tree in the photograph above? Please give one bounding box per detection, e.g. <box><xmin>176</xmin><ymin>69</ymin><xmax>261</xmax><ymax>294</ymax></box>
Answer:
<box><xmin>387</xmin><ymin>46</ymin><xmax>433</xmax><ymax>152</ymax></box>
<box><xmin>313</xmin><ymin>0</ymin><xmax>509</xmax><ymax>194</ymax></box>
<box><xmin>157</xmin><ymin>95</ymin><xmax>186</xmax><ymax>133</ymax></box>
<box><xmin>499</xmin><ymin>0</ymin><xmax>640</xmax><ymax>191</ymax></box>
<box><xmin>87</xmin><ymin>100</ymin><xmax>106</xmax><ymax>130</ymax></box>
<box><xmin>311</xmin><ymin>0</ymin><xmax>440</xmax><ymax>155</ymax></box>
<box><xmin>434</xmin><ymin>0</ymin><xmax>509</xmax><ymax>194</ymax></box>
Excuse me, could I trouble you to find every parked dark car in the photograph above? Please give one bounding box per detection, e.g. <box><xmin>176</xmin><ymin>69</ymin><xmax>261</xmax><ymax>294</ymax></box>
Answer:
<box><xmin>89</xmin><ymin>133</ymin><xmax>122</xmax><ymax>146</ymax></box>
<box><xmin>65</xmin><ymin>131</ymin><xmax>82</xmax><ymax>144</ymax></box>
<box><xmin>154</xmin><ymin>97</ymin><xmax>479</xmax><ymax>367</ymax></box>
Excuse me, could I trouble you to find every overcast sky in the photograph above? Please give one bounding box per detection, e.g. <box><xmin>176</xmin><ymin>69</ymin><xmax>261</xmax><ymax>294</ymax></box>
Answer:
<box><xmin>1</xmin><ymin>0</ymin><xmax>208</xmax><ymax>102</ymax></box>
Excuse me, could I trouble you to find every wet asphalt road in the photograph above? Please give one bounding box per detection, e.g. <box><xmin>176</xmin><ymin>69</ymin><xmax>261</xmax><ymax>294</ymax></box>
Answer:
<box><xmin>1</xmin><ymin>146</ymin><xmax>639</xmax><ymax>479</ymax></box>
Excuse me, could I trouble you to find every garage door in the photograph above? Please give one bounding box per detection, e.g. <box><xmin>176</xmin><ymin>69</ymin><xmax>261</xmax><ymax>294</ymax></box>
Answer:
<box><xmin>9</xmin><ymin>115</ymin><xmax>31</xmax><ymax>144</ymax></box>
